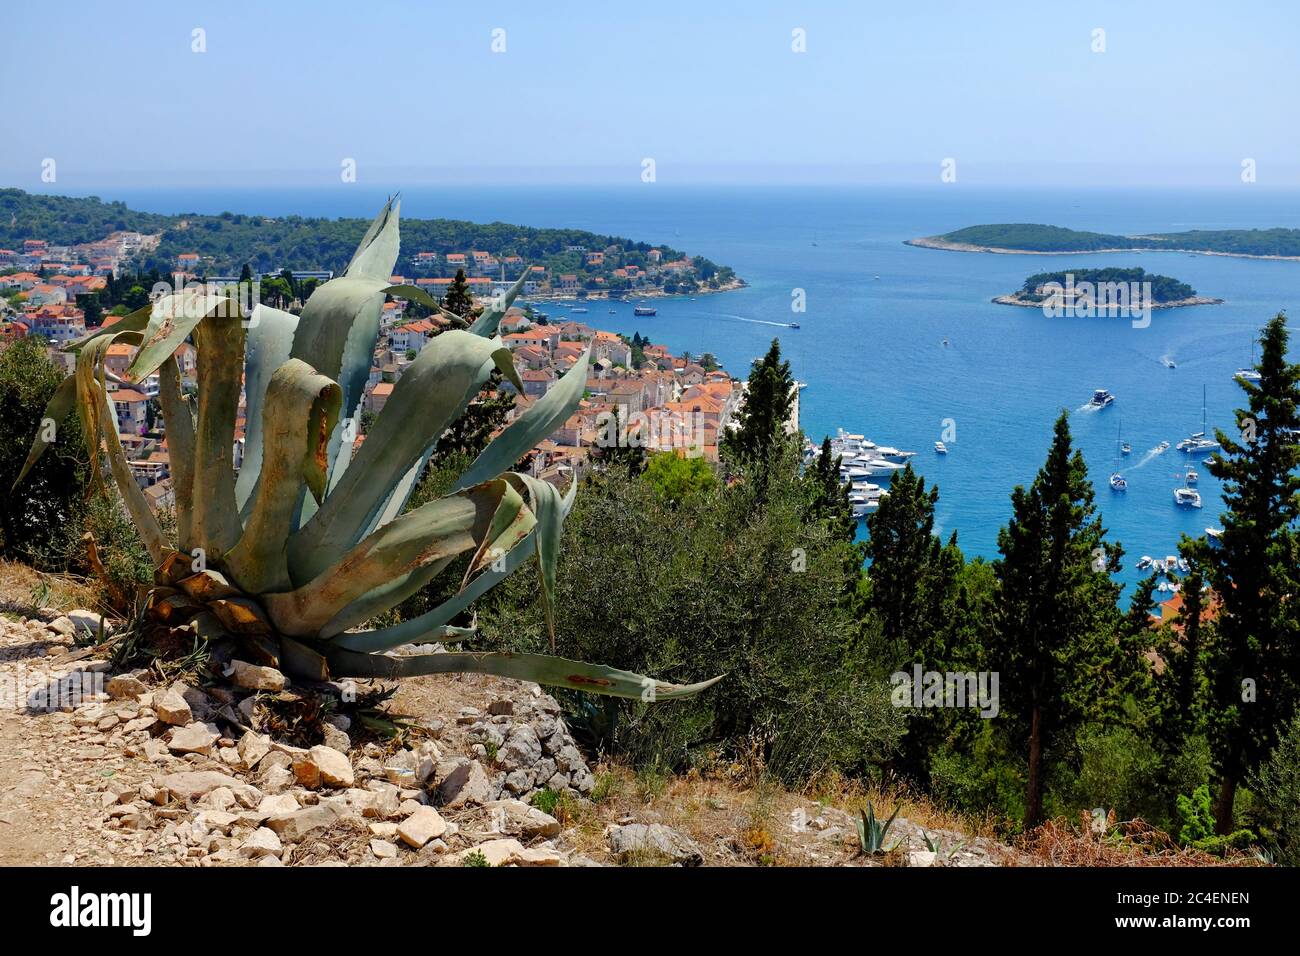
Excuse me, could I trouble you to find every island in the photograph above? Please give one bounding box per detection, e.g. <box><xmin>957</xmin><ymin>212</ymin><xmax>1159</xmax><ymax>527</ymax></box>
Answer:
<box><xmin>0</xmin><ymin>188</ymin><xmax>744</xmax><ymax>300</ymax></box>
<box><xmin>907</xmin><ymin>223</ymin><xmax>1300</xmax><ymax>260</ymax></box>
<box><xmin>993</xmin><ymin>267</ymin><xmax>1221</xmax><ymax>310</ymax></box>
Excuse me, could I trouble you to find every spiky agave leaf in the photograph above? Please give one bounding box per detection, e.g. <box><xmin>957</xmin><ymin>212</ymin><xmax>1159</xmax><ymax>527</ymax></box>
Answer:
<box><xmin>225</xmin><ymin>359</ymin><xmax>342</xmax><ymax>594</ymax></box>
<box><xmin>287</xmin><ymin>329</ymin><xmax>519</xmax><ymax>584</ymax></box>
<box><xmin>235</xmin><ymin>303</ymin><xmax>300</xmax><ymax>514</ymax></box>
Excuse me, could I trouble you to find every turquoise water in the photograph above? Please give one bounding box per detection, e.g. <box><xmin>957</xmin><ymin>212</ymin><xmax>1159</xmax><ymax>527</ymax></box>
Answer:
<box><xmin>91</xmin><ymin>184</ymin><xmax>1300</xmax><ymax>586</ymax></box>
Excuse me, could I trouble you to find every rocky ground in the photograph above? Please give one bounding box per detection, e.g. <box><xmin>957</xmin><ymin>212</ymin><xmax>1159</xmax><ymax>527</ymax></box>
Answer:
<box><xmin>0</xmin><ymin>592</ymin><xmax>1016</xmax><ymax>868</ymax></box>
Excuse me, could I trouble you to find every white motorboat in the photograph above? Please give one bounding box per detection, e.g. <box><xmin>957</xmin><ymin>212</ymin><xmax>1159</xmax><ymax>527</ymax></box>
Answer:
<box><xmin>1174</xmin><ymin>486</ymin><xmax>1203</xmax><ymax>508</ymax></box>
<box><xmin>934</xmin><ymin>441</ymin><xmax>948</xmax><ymax>454</ymax></box>
<box><xmin>1235</xmin><ymin>368</ymin><xmax>1261</xmax><ymax>383</ymax></box>
<box><xmin>1137</xmin><ymin>555</ymin><xmax>1153</xmax><ymax>569</ymax></box>
<box><xmin>1185</xmin><ymin>468</ymin><xmax>1198</xmax><ymax>485</ymax></box>
<box><xmin>1087</xmin><ymin>388</ymin><xmax>1115</xmax><ymax>409</ymax></box>
<box><xmin>873</xmin><ymin>446</ymin><xmax>916</xmax><ymax>461</ymax></box>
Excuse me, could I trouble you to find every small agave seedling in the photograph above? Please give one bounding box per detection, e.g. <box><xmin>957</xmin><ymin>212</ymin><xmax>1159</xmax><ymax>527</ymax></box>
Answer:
<box><xmin>16</xmin><ymin>198</ymin><xmax>720</xmax><ymax>701</ymax></box>
<box><xmin>856</xmin><ymin>800</ymin><xmax>901</xmax><ymax>855</ymax></box>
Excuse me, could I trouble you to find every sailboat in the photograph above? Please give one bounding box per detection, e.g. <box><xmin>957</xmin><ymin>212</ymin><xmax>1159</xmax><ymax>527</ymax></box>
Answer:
<box><xmin>1235</xmin><ymin>337</ymin><xmax>1262</xmax><ymax>382</ymax></box>
<box><xmin>1109</xmin><ymin>421</ymin><xmax>1128</xmax><ymax>491</ymax></box>
<box><xmin>1176</xmin><ymin>385</ymin><xmax>1220</xmax><ymax>454</ymax></box>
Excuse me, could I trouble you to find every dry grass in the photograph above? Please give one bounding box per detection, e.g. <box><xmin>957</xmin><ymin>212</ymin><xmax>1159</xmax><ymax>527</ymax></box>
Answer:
<box><xmin>0</xmin><ymin>559</ymin><xmax>100</xmax><ymax>618</ymax></box>
<box><xmin>1018</xmin><ymin>814</ymin><xmax>1266</xmax><ymax>867</ymax></box>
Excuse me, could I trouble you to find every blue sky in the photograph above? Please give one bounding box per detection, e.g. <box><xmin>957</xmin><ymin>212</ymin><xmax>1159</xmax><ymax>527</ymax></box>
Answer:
<box><xmin>3</xmin><ymin>0</ymin><xmax>1298</xmax><ymax>187</ymax></box>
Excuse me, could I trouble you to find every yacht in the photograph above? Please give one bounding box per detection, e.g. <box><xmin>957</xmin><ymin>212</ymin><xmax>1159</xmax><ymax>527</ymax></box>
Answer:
<box><xmin>1177</xmin><ymin>386</ymin><xmax>1220</xmax><ymax>454</ymax></box>
<box><xmin>1185</xmin><ymin>468</ymin><xmax>1198</xmax><ymax>485</ymax></box>
<box><xmin>848</xmin><ymin>456</ymin><xmax>906</xmax><ymax>477</ymax></box>
<box><xmin>1088</xmin><ymin>388</ymin><xmax>1115</xmax><ymax>409</ymax></box>
<box><xmin>1165</xmin><ymin>556</ymin><xmax>1180</xmax><ymax>572</ymax></box>
<box><xmin>934</xmin><ymin>441</ymin><xmax>948</xmax><ymax>454</ymax></box>
<box><xmin>788</xmin><ymin>322</ymin><xmax>801</xmax><ymax>329</ymax></box>
<box><xmin>633</xmin><ymin>305</ymin><xmax>657</xmax><ymax>316</ymax></box>
<box><xmin>1109</xmin><ymin>472</ymin><xmax>1128</xmax><ymax>492</ymax></box>
<box><xmin>570</xmin><ymin>306</ymin><xmax>589</xmax><ymax>314</ymax></box>
<box><xmin>872</xmin><ymin>446</ymin><xmax>916</xmax><ymax>461</ymax></box>
<box><xmin>1137</xmin><ymin>555</ymin><xmax>1152</xmax><ymax>569</ymax></box>
<box><xmin>1156</xmin><ymin>440</ymin><xmax>1170</xmax><ymax>452</ymax></box>
<box><xmin>1234</xmin><ymin>368</ymin><xmax>1261</xmax><ymax>383</ymax></box>
<box><xmin>1174</xmin><ymin>486</ymin><xmax>1203</xmax><ymax>508</ymax></box>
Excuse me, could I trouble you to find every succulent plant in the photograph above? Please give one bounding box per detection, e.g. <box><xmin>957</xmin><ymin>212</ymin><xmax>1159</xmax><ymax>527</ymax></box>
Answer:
<box><xmin>856</xmin><ymin>800</ymin><xmax>901</xmax><ymax>855</ymax></box>
<box><xmin>15</xmin><ymin>198</ymin><xmax>719</xmax><ymax>701</ymax></box>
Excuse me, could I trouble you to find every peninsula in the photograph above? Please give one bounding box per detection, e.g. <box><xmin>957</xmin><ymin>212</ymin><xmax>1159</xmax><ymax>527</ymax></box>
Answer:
<box><xmin>907</xmin><ymin>223</ymin><xmax>1300</xmax><ymax>261</ymax></box>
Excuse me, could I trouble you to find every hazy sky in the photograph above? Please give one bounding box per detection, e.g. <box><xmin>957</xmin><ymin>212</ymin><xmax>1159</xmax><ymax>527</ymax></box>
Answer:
<box><xmin>4</xmin><ymin>0</ymin><xmax>1298</xmax><ymax>187</ymax></box>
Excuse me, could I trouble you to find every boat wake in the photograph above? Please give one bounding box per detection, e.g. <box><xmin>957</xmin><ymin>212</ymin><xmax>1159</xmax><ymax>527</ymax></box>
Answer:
<box><xmin>719</xmin><ymin>313</ymin><xmax>790</xmax><ymax>329</ymax></box>
<box><xmin>1132</xmin><ymin>444</ymin><xmax>1170</xmax><ymax>469</ymax></box>
<box><xmin>1075</xmin><ymin>403</ymin><xmax>1102</xmax><ymax>414</ymax></box>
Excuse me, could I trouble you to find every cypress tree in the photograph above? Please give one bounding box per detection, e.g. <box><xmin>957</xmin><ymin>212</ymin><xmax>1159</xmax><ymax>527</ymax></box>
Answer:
<box><xmin>1198</xmin><ymin>313</ymin><xmax>1300</xmax><ymax>833</ymax></box>
<box><xmin>989</xmin><ymin>412</ymin><xmax>1122</xmax><ymax>829</ymax></box>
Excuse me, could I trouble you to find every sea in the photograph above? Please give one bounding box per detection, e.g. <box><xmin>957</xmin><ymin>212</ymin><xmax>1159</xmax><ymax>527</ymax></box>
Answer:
<box><xmin>83</xmin><ymin>183</ymin><xmax>1300</xmax><ymax>590</ymax></box>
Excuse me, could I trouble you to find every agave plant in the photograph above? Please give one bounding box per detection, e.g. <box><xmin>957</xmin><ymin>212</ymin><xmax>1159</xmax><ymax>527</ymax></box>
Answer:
<box><xmin>15</xmin><ymin>198</ymin><xmax>719</xmax><ymax>701</ymax></box>
<box><xmin>856</xmin><ymin>800</ymin><xmax>901</xmax><ymax>855</ymax></box>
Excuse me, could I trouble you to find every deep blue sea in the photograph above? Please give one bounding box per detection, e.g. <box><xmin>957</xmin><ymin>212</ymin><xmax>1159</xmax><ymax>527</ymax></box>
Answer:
<box><xmin>82</xmin><ymin>184</ymin><xmax>1300</xmax><ymax>589</ymax></box>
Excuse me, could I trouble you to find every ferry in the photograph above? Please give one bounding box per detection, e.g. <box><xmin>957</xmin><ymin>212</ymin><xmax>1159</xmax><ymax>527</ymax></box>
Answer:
<box><xmin>633</xmin><ymin>305</ymin><xmax>657</xmax><ymax>316</ymax></box>
<box><xmin>1087</xmin><ymin>388</ymin><xmax>1116</xmax><ymax>409</ymax></box>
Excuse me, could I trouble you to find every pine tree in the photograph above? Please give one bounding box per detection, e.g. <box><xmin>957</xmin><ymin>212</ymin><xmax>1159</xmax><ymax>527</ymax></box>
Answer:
<box><xmin>805</xmin><ymin>436</ymin><xmax>854</xmax><ymax>541</ymax></box>
<box><xmin>863</xmin><ymin>464</ymin><xmax>942</xmax><ymax>653</ymax></box>
<box><xmin>442</xmin><ymin>268</ymin><xmax>475</xmax><ymax>318</ymax></box>
<box><xmin>1198</xmin><ymin>313</ymin><xmax>1300</xmax><ymax>833</ymax></box>
<box><xmin>989</xmin><ymin>412</ymin><xmax>1123</xmax><ymax>829</ymax></box>
<box><xmin>721</xmin><ymin>338</ymin><xmax>795</xmax><ymax>482</ymax></box>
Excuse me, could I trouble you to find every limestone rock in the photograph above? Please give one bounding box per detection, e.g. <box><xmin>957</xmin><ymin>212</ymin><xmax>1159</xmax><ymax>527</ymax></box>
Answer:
<box><xmin>226</xmin><ymin>659</ymin><xmax>285</xmax><ymax>692</ymax></box>
<box><xmin>437</xmin><ymin>759</ymin><xmax>492</xmax><ymax>808</ymax></box>
<box><xmin>397</xmin><ymin>806</ymin><xmax>447</xmax><ymax>848</ymax></box>
<box><xmin>155</xmin><ymin>686</ymin><xmax>193</xmax><ymax>726</ymax></box>
<box><xmin>308</xmin><ymin>745</ymin><xmax>354</xmax><ymax>788</ymax></box>
<box><xmin>607</xmin><ymin>824</ymin><xmax>703</xmax><ymax>866</ymax></box>
<box><xmin>106</xmin><ymin>674</ymin><xmax>148</xmax><ymax>699</ymax></box>
<box><xmin>157</xmin><ymin>771</ymin><xmax>237</xmax><ymax>802</ymax></box>
<box><xmin>265</xmin><ymin>804</ymin><xmax>340</xmax><ymax>842</ymax></box>
<box><xmin>485</xmin><ymin>799</ymin><xmax>561</xmax><ymax>839</ymax></box>
<box><xmin>168</xmin><ymin>722</ymin><xmax>219</xmax><ymax>754</ymax></box>
<box><xmin>239</xmin><ymin>827</ymin><xmax>283</xmax><ymax>859</ymax></box>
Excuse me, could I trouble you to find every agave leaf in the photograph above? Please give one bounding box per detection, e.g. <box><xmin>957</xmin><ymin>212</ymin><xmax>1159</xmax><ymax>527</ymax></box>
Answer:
<box><xmin>344</xmin><ymin>196</ymin><xmax>401</xmax><ymax>281</ymax></box>
<box><xmin>317</xmin><ymin>477</ymin><xmax>534</xmax><ymax>639</ymax></box>
<box><xmin>335</xmin><ymin>478</ymin><xmax>577</xmax><ymax>654</ymax></box>
<box><xmin>61</xmin><ymin>300</ymin><xmax>153</xmax><ymax>351</ymax></box>
<box><xmin>235</xmin><ymin>303</ymin><xmax>299</xmax><ymax>513</ymax></box>
<box><xmin>323</xmin><ymin>645</ymin><xmax>723</xmax><ymax>701</ymax></box>
<box><xmin>382</xmin><ymin>284</ymin><xmax>439</xmax><ymax>309</ymax></box>
<box><xmin>157</xmin><ymin>356</ymin><xmax>196</xmax><ymax>549</ymax></box>
<box><xmin>361</xmin><ymin>351</ymin><xmax>511</xmax><ymax>540</ymax></box>
<box><xmin>265</xmin><ymin>479</ymin><xmax>517</xmax><ymax>637</ymax></box>
<box><xmin>468</xmin><ymin>268</ymin><xmax>530</xmax><ymax>337</ymax></box>
<box><xmin>125</xmin><ymin>289</ymin><xmax>240</xmax><ymax>383</ymax></box>
<box><xmin>11</xmin><ymin>373</ymin><xmax>76</xmax><ymax>490</ymax></box>
<box><xmin>502</xmin><ymin>474</ymin><xmax>571</xmax><ymax>649</ymax></box>
<box><xmin>190</xmin><ymin>311</ymin><xmax>246</xmax><ymax>558</ymax></box>
<box><xmin>288</xmin><ymin>330</ymin><xmax>515</xmax><ymax>584</ymax></box>
<box><xmin>73</xmin><ymin>331</ymin><xmax>166</xmax><ymax>562</ymax></box>
<box><xmin>226</xmin><ymin>359</ymin><xmax>342</xmax><ymax>594</ymax></box>
<box><xmin>452</xmin><ymin>348</ymin><xmax>590</xmax><ymax>493</ymax></box>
